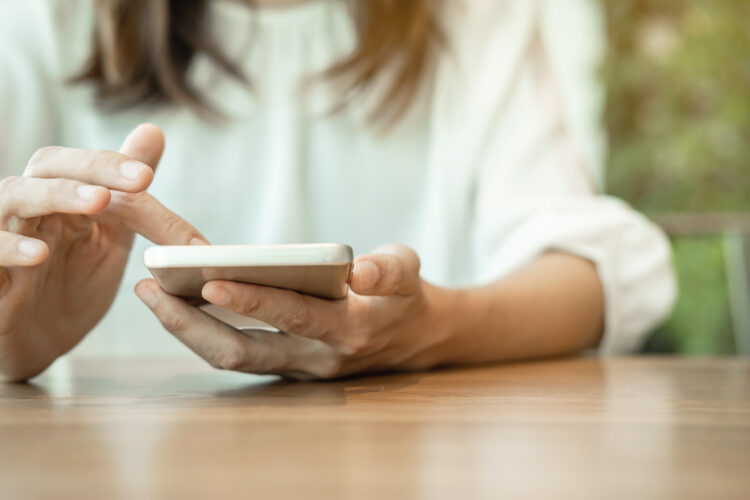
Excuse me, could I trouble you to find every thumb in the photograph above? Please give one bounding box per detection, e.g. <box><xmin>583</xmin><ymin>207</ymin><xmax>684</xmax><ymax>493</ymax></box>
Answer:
<box><xmin>350</xmin><ymin>244</ymin><xmax>421</xmax><ymax>296</ymax></box>
<box><xmin>119</xmin><ymin>123</ymin><xmax>165</xmax><ymax>171</ymax></box>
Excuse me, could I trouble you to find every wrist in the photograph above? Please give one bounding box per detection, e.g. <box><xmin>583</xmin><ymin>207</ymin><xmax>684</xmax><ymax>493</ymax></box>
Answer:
<box><xmin>417</xmin><ymin>282</ymin><xmax>500</xmax><ymax>368</ymax></box>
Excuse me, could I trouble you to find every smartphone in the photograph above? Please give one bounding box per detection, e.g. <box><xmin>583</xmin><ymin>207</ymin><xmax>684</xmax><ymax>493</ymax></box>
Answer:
<box><xmin>144</xmin><ymin>243</ymin><xmax>354</xmax><ymax>300</ymax></box>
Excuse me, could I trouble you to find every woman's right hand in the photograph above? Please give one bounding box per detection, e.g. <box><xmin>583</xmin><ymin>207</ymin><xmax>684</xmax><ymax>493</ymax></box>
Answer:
<box><xmin>0</xmin><ymin>124</ymin><xmax>207</xmax><ymax>382</ymax></box>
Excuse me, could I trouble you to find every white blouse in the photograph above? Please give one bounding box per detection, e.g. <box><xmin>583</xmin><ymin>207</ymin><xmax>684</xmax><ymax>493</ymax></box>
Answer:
<box><xmin>0</xmin><ymin>0</ymin><xmax>676</xmax><ymax>358</ymax></box>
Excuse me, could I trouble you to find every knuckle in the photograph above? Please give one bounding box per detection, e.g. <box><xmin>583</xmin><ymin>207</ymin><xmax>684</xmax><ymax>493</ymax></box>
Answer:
<box><xmin>159</xmin><ymin>213</ymin><xmax>188</xmax><ymax>239</ymax></box>
<box><xmin>236</xmin><ymin>294</ymin><xmax>262</xmax><ymax>316</ymax></box>
<box><xmin>386</xmin><ymin>259</ymin><xmax>405</xmax><ymax>286</ymax></box>
<box><xmin>89</xmin><ymin>149</ymin><xmax>113</xmax><ymax>171</ymax></box>
<box><xmin>310</xmin><ymin>355</ymin><xmax>344</xmax><ymax>379</ymax></box>
<box><xmin>161</xmin><ymin>214</ymin><xmax>180</xmax><ymax>234</ymax></box>
<box><xmin>160</xmin><ymin>309</ymin><xmax>191</xmax><ymax>335</ymax></box>
<box><xmin>116</xmin><ymin>191</ymin><xmax>139</xmax><ymax>204</ymax></box>
<box><xmin>213</xmin><ymin>344</ymin><xmax>247</xmax><ymax>371</ymax></box>
<box><xmin>39</xmin><ymin>179</ymin><xmax>60</xmax><ymax>200</ymax></box>
<box><xmin>25</xmin><ymin>146</ymin><xmax>58</xmax><ymax>174</ymax></box>
<box><xmin>107</xmin><ymin>191</ymin><xmax>139</xmax><ymax>214</ymax></box>
<box><xmin>285</xmin><ymin>304</ymin><xmax>313</xmax><ymax>333</ymax></box>
<box><xmin>340</xmin><ymin>331</ymin><xmax>370</xmax><ymax>357</ymax></box>
<box><xmin>379</xmin><ymin>256</ymin><xmax>405</xmax><ymax>289</ymax></box>
<box><xmin>0</xmin><ymin>176</ymin><xmax>20</xmax><ymax>196</ymax></box>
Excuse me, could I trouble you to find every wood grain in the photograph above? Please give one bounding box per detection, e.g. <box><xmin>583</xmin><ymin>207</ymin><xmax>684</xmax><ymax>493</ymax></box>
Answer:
<box><xmin>1</xmin><ymin>356</ymin><xmax>749</xmax><ymax>500</ymax></box>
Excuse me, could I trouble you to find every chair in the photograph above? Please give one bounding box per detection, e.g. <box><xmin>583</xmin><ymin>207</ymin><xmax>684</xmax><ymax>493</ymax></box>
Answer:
<box><xmin>654</xmin><ymin>213</ymin><xmax>750</xmax><ymax>355</ymax></box>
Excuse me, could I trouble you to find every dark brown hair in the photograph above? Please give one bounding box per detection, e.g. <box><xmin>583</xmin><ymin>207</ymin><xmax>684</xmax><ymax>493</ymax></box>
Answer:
<box><xmin>77</xmin><ymin>0</ymin><xmax>444</xmax><ymax>124</ymax></box>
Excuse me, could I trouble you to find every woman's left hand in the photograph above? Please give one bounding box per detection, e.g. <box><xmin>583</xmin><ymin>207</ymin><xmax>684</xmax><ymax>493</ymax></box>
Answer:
<box><xmin>135</xmin><ymin>244</ymin><xmax>454</xmax><ymax>379</ymax></box>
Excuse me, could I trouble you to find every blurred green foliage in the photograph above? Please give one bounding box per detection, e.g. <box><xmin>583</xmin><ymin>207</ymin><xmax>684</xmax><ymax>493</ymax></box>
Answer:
<box><xmin>604</xmin><ymin>0</ymin><xmax>750</xmax><ymax>212</ymax></box>
<box><xmin>602</xmin><ymin>0</ymin><xmax>750</xmax><ymax>353</ymax></box>
<box><xmin>643</xmin><ymin>237</ymin><xmax>736</xmax><ymax>354</ymax></box>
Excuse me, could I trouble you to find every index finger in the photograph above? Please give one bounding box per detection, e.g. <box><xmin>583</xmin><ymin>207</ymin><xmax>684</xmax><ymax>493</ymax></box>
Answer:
<box><xmin>95</xmin><ymin>191</ymin><xmax>208</xmax><ymax>245</ymax></box>
<box><xmin>24</xmin><ymin>146</ymin><xmax>153</xmax><ymax>193</ymax></box>
<box><xmin>136</xmin><ymin>278</ymin><xmax>318</xmax><ymax>375</ymax></box>
<box><xmin>201</xmin><ymin>280</ymin><xmax>341</xmax><ymax>339</ymax></box>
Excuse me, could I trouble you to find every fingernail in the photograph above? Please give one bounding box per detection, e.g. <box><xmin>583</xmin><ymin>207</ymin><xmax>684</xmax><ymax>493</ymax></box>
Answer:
<box><xmin>119</xmin><ymin>161</ymin><xmax>146</xmax><ymax>180</ymax></box>
<box><xmin>18</xmin><ymin>240</ymin><xmax>44</xmax><ymax>259</ymax></box>
<box><xmin>206</xmin><ymin>285</ymin><xmax>231</xmax><ymax>306</ymax></box>
<box><xmin>190</xmin><ymin>237</ymin><xmax>209</xmax><ymax>246</ymax></box>
<box><xmin>76</xmin><ymin>185</ymin><xmax>100</xmax><ymax>201</ymax></box>
<box><xmin>357</xmin><ymin>261</ymin><xmax>380</xmax><ymax>291</ymax></box>
<box><xmin>137</xmin><ymin>285</ymin><xmax>158</xmax><ymax>309</ymax></box>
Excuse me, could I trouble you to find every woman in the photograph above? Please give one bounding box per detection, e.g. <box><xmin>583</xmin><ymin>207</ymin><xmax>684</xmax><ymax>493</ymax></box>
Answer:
<box><xmin>0</xmin><ymin>0</ymin><xmax>675</xmax><ymax>382</ymax></box>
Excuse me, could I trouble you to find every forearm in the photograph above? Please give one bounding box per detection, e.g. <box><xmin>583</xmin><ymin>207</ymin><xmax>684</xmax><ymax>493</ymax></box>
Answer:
<box><xmin>429</xmin><ymin>252</ymin><xmax>604</xmax><ymax>366</ymax></box>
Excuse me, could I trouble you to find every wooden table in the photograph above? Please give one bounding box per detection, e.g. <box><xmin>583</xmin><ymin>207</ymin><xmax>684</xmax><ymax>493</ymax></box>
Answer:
<box><xmin>1</xmin><ymin>357</ymin><xmax>749</xmax><ymax>499</ymax></box>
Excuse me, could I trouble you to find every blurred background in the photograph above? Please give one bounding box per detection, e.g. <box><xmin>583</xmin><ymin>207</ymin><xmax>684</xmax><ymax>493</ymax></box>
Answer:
<box><xmin>602</xmin><ymin>0</ymin><xmax>750</xmax><ymax>354</ymax></box>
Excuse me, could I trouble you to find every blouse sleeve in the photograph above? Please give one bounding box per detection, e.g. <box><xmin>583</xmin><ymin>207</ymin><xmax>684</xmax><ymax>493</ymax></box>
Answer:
<box><xmin>458</xmin><ymin>0</ymin><xmax>677</xmax><ymax>354</ymax></box>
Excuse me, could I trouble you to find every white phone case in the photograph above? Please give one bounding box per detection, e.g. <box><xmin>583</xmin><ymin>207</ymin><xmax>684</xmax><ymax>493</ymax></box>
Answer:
<box><xmin>144</xmin><ymin>243</ymin><xmax>354</xmax><ymax>300</ymax></box>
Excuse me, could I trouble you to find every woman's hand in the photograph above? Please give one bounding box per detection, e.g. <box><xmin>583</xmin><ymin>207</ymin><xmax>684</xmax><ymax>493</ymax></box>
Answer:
<box><xmin>135</xmin><ymin>244</ymin><xmax>455</xmax><ymax>379</ymax></box>
<box><xmin>0</xmin><ymin>124</ymin><xmax>207</xmax><ymax>382</ymax></box>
